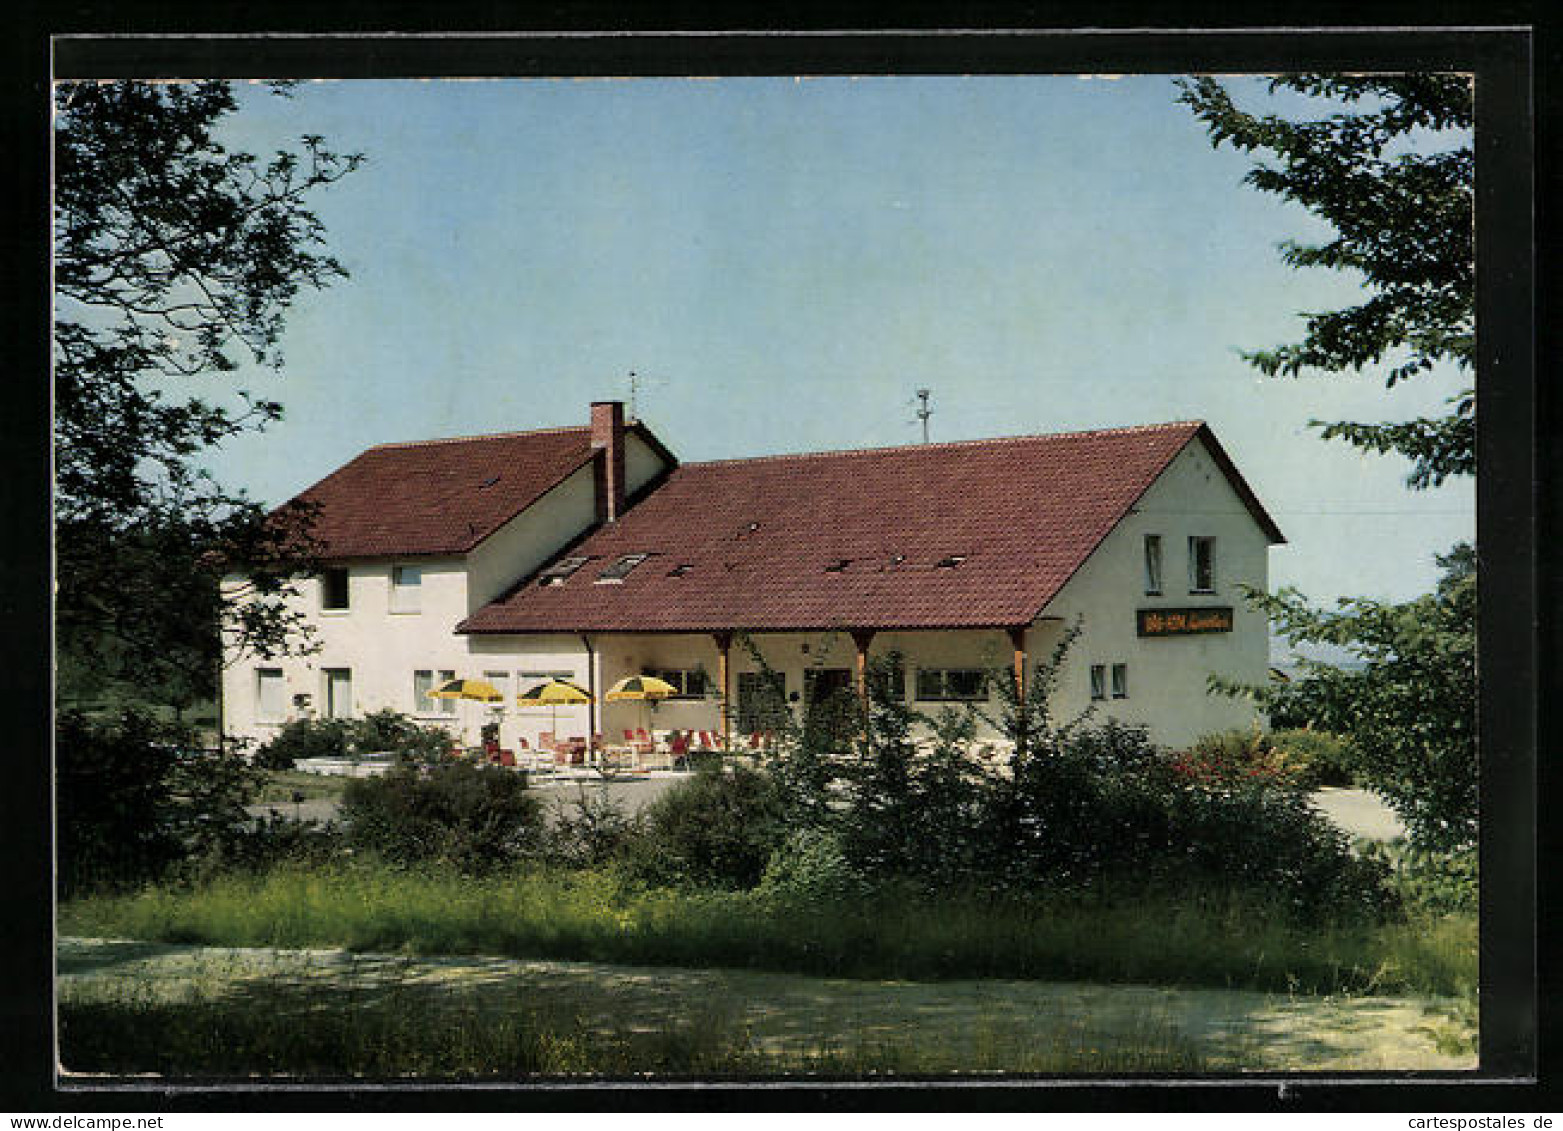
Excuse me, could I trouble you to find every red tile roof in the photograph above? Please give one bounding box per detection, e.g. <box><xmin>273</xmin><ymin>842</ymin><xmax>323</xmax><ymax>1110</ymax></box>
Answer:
<box><xmin>281</xmin><ymin>427</ymin><xmax>599</xmax><ymax>559</ymax></box>
<box><xmin>459</xmin><ymin>421</ymin><xmax>1282</xmax><ymax>635</ymax></box>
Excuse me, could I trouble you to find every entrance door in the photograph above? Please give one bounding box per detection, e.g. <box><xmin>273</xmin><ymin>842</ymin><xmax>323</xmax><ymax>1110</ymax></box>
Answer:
<box><xmin>736</xmin><ymin>671</ymin><xmax>787</xmax><ymax>735</ymax></box>
<box><xmin>803</xmin><ymin>667</ymin><xmax>853</xmax><ymax>706</ymax></box>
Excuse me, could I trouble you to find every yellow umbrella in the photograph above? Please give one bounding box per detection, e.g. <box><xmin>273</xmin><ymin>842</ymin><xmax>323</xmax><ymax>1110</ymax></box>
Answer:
<box><xmin>606</xmin><ymin>675</ymin><xmax>678</xmax><ymax>741</ymax></box>
<box><xmin>427</xmin><ymin>678</ymin><xmax>505</xmax><ymax>703</ymax></box>
<box><xmin>517</xmin><ymin>678</ymin><xmax>594</xmax><ymax>741</ymax></box>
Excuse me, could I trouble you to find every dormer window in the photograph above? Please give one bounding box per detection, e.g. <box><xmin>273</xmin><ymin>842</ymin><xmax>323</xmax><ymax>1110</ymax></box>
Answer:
<box><xmin>596</xmin><ymin>553</ymin><xmax>650</xmax><ymax>583</ymax></box>
<box><xmin>537</xmin><ymin>556</ymin><xmax>590</xmax><ymax>587</ymax></box>
<box><xmin>667</xmin><ymin>563</ymin><xmax>694</xmax><ymax>577</ymax></box>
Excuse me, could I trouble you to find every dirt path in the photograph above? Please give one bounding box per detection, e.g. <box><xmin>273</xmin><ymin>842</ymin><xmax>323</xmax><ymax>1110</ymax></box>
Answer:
<box><xmin>58</xmin><ymin>937</ymin><xmax>1474</xmax><ymax>1074</ymax></box>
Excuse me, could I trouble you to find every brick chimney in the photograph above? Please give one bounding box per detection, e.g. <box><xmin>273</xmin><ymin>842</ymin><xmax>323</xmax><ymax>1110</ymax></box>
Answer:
<box><xmin>590</xmin><ymin>400</ymin><xmax>626</xmax><ymax>523</ymax></box>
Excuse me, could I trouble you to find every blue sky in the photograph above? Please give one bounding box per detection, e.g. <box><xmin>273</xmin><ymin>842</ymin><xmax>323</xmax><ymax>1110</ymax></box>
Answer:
<box><xmin>201</xmin><ymin>75</ymin><xmax>1474</xmax><ymax>609</ymax></box>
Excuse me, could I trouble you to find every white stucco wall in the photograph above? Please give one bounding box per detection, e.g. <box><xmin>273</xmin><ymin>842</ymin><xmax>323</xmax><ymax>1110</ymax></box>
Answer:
<box><xmin>223</xmin><ymin>558</ymin><xmax>478</xmax><ymax>748</ymax></box>
<box><xmin>463</xmin><ymin>432</ymin><xmax>672</xmax><ymax>613</ymax></box>
<box><xmin>464</xmin><ymin>466</ymin><xmax>597</xmax><ymax>614</ymax></box>
<box><xmin>1036</xmin><ymin>436</ymin><xmax>1272</xmax><ymax>748</ymax></box>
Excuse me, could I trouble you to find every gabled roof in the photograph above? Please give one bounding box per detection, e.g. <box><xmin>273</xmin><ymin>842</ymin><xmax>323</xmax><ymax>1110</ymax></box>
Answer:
<box><xmin>276</xmin><ymin>422</ymin><xmax>681</xmax><ymax>560</ymax></box>
<box><xmin>459</xmin><ymin>421</ymin><xmax>1283</xmax><ymax>635</ymax></box>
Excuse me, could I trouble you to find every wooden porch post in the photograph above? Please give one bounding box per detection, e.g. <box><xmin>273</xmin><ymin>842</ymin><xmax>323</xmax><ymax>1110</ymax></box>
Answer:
<box><xmin>712</xmin><ymin>631</ymin><xmax>733</xmax><ymax>750</ymax></box>
<box><xmin>851</xmin><ymin>629</ymin><xmax>877</xmax><ymax>713</ymax></box>
<box><xmin>1008</xmin><ymin>626</ymin><xmax>1027</xmax><ymax>700</ymax></box>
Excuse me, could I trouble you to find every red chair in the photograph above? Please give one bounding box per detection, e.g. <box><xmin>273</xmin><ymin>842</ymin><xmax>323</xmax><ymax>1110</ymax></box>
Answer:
<box><xmin>499</xmin><ymin>749</ymin><xmax>517</xmax><ymax>767</ymax></box>
<box><xmin>748</xmin><ymin>732</ymin><xmax>762</xmax><ymax>750</ymax></box>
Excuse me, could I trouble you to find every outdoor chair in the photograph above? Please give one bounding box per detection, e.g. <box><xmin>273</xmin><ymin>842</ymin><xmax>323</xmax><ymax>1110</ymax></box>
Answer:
<box><xmin>499</xmin><ymin>749</ymin><xmax>517</xmax><ymax>767</ymax></box>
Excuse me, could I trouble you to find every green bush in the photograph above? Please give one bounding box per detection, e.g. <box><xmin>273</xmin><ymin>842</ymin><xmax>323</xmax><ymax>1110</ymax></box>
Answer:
<box><xmin>1174</xmin><ymin>727</ymin><xmax>1304</xmax><ymax>792</ymax></box>
<box><xmin>175</xmin><ymin>812</ymin><xmax>344</xmax><ymax>884</ymax></box>
<box><xmin>254</xmin><ymin>717</ymin><xmax>352</xmax><ymax>770</ymax></box>
<box><xmin>350</xmin><ymin>709</ymin><xmax>454</xmax><ymax>765</ymax></box>
<box><xmin>636</xmin><ymin>765</ymin><xmax>787</xmax><ymax>889</ymax></box>
<box><xmin>1358</xmin><ymin>841</ymin><xmax>1478</xmax><ymax>916</ymax></box>
<box><xmin>758</xmin><ymin>828</ymin><xmax>864</xmax><ymax>904</ymax></box>
<box><xmin>546</xmin><ymin>785</ymin><xmax>642</xmax><ymax>870</ymax></box>
<box><xmin>340</xmin><ymin>762</ymin><xmax>542</xmax><ymax>872</ymax></box>
<box><xmin>1269</xmin><ymin>728</ymin><xmax>1360</xmax><ymax>789</ymax></box>
<box><xmin>56</xmin><ymin>709</ymin><xmax>262</xmax><ymax>895</ymax></box>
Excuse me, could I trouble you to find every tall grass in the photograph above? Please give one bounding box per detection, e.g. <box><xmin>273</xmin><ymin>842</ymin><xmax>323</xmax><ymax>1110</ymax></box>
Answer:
<box><xmin>59</xmin><ymin>862</ymin><xmax>1477</xmax><ymax>999</ymax></box>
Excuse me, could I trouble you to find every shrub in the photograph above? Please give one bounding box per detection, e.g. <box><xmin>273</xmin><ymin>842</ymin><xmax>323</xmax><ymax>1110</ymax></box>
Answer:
<box><xmin>176</xmin><ymin>812</ymin><xmax>344</xmax><ymax>883</ymax></box>
<box><xmin>1269</xmin><ymin>728</ymin><xmax>1360</xmax><ymax>789</ymax></box>
<box><xmin>758</xmin><ymin>828</ymin><xmax>864</xmax><ymax>904</ymax></box>
<box><xmin>637</xmin><ymin>765</ymin><xmax>787</xmax><ymax>889</ymax></box>
<box><xmin>350</xmin><ymin>709</ymin><xmax>454</xmax><ymax>765</ymax></box>
<box><xmin>56</xmin><ymin>709</ymin><xmax>262</xmax><ymax>895</ymax></box>
<box><xmin>1173</xmin><ymin>727</ymin><xmax>1304</xmax><ymax>792</ymax></box>
<box><xmin>340</xmin><ymin>762</ymin><xmax>542</xmax><ymax>872</ymax></box>
<box><xmin>546</xmin><ymin>785</ymin><xmax>642</xmax><ymax>870</ymax></box>
<box><xmin>1358</xmin><ymin>841</ymin><xmax>1478</xmax><ymax>916</ymax></box>
<box><xmin>254</xmin><ymin>717</ymin><xmax>352</xmax><ymax>770</ymax></box>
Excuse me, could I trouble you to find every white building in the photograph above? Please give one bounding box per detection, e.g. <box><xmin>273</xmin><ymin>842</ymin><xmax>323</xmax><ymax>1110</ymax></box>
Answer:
<box><xmin>222</xmin><ymin>402</ymin><xmax>1282</xmax><ymax>754</ymax></box>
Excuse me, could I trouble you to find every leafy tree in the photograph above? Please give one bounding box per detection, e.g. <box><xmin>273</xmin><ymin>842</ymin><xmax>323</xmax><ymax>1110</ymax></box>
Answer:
<box><xmin>1220</xmin><ymin>546</ymin><xmax>1477</xmax><ymax>851</ymax></box>
<box><xmin>54</xmin><ymin>81</ymin><xmax>361</xmax><ymax>709</ymax></box>
<box><xmin>1177</xmin><ymin>75</ymin><xmax>1473</xmax><ymax>488</ymax></box>
<box><xmin>1181</xmin><ymin>75</ymin><xmax>1478</xmax><ymax>850</ymax></box>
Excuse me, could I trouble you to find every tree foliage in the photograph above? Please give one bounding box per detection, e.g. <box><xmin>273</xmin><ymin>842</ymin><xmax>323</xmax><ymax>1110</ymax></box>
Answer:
<box><xmin>54</xmin><ymin>81</ymin><xmax>361</xmax><ymax>707</ymax></box>
<box><xmin>1219</xmin><ymin>545</ymin><xmax>1477</xmax><ymax>851</ymax></box>
<box><xmin>1177</xmin><ymin>74</ymin><xmax>1473</xmax><ymax>488</ymax></box>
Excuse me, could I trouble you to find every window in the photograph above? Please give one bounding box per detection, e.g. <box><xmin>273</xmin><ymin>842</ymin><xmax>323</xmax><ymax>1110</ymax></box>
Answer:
<box><xmin>915</xmin><ymin>668</ymin><xmax>987</xmax><ymax>702</ymax></box>
<box><xmin>1089</xmin><ymin>664</ymin><xmax>1107</xmax><ymax>701</ymax></box>
<box><xmin>1143</xmin><ymin>535</ymin><xmax>1162</xmax><ymax>595</ymax></box>
<box><xmin>413</xmin><ymin>668</ymin><xmax>457</xmax><ymax>715</ymax></box>
<box><xmin>649</xmin><ymin>668</ymin><xmax>709</xmax><ymax>698</ymax></box>
<box><xmin>482</xmin><ymin>670</ymin><xmax>512</xmax><ymax>703</ymax></box>
<box><xmin>1189</xmin><ymin>536</ymin><xmax>1216</xmax><ymax>593</ymax></box>
<box><xmin>256</xmin><ymin>668</ymin><xmax>286</xmax><ymax>722</ymax></box>
<box><xmin>324</xmin><ymin>668</ymin><xmax>353</xmax><ymax>718</ymax></box>
<box><xmin>390</xmin><ymin>565</ymin><xmax>422</xmax><ymax>612</ymax></box>
<box><xmin>537</xmin><ymin>556</ymin><xmax>590</xmax><ymax>587</ymax></box>
<box><xmin>1111</xmin><ymin>663</ymin><xmax>1129</xmax><ymax>700</ymax></box>
<box><xmin>321</xmin><ymin>568</ymin><xmax>350</xmax><ymax>611</ymax></box>
<box><xmin>596</xmin><ymin>553</ymin><xmax>650</xmax><ymax>583</ymax></box>
<box><xmin>935</xmin><ymin>554</ymin><xmax>968</xmax><ymax>569</ymax></box>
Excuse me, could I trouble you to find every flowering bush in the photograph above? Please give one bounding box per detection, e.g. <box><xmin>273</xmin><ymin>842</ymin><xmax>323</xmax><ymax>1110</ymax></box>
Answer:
<box><xmin>1170</xmin><ymin>728</ymin><xmax>1303</xmax><ymax>792</ymax></box>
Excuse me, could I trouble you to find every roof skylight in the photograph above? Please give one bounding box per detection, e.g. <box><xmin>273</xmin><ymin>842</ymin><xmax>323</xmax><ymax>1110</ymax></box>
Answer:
<box><xmin>536</xmin><ymin>556</ymin><xmax>590</xmax><ymax>587</ymax></box>
<box><xmin>935</xmin><ymin>554</ymin><xmax>968</xmax><ymax>569</ymax></box>
<box><xmin>596</xmin><ymin>553</ymin><xmax>651</xmax><ymax>583</ymax></box>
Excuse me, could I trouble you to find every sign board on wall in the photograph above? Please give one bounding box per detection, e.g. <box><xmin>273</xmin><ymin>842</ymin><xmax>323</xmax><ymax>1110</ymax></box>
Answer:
<box><xmin>1137</xmin><ymin>607</ymin><xmax>1234</xmax><ymax>637</ymax></box>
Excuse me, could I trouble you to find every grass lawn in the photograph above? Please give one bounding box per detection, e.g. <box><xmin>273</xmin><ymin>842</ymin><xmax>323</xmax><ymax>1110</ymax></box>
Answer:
<box><xmin>56</xmin><ymin>938</ymin><xmax>1476</xmax><ymax>1077</ymax></box>
<box><xmin>59</xmin><ymin>863</ymin><xmax>1477</xmax><ymax>1000</ymax></box>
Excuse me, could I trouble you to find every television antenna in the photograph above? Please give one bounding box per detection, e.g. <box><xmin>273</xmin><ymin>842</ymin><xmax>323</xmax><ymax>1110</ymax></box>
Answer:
<box><xmin>915</xmin><ymin>388</ymin><xmax>933</xmax><ymax>444</ymax></box>
<box><xmin>626</xmin><ymin>369</ymin><xmax>669</xmax><ymax>420</ymax></box>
